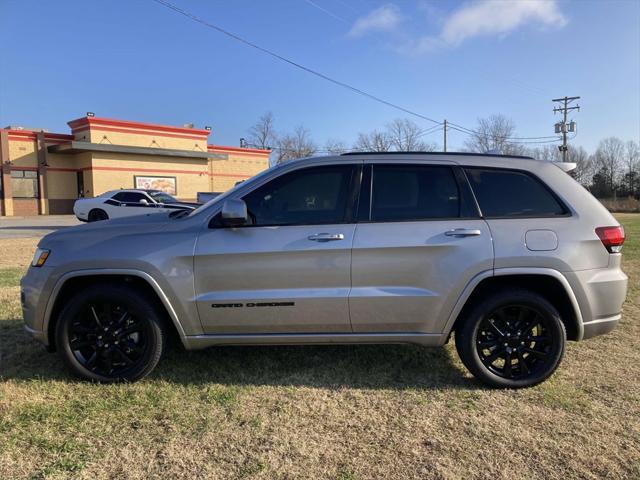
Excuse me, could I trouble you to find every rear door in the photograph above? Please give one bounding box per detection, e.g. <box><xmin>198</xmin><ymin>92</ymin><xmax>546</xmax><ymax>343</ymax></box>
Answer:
<box><xmin>349</xmin><ymin>162</ymin><xmax>494</xmax><ymax>333</ymax></box>
<box><xmin>194</xmin><ymin>163</ymin><xmax>360</xmax><ymax>334</ymax></box>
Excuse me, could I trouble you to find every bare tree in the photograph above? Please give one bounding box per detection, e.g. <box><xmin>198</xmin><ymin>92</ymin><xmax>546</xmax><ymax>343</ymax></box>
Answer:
<box><xmin>386</xmin><ymin>118</ymin><xmax>435</xmax><ymax>151</ymax></box>
<box><xmin>527</xmin><ymin>144</ymin><xmax>562</xmax><ymax>162</ymax></box>
<box><xmin>594</xmin><ymin>137</ymin><xmax>625</xmax><ymax>196</ymax></box>
<box><xmin>353</xmin><ymin>130</ymin><xmax>392</xmax><ymax>152</ymax></box>
<box><xmin>324</xmin><ymin>139</ymin><xmax>348</xmax><ymax>155</ymax></box>
<box><xmin>624</xmin><ymin>140</ymin><xmax>640</xmax><ymax>196</ymax></box>
<box><xmin>247</xmin><ymin>111</ymin><xmax>276</xmax><ymax>149</ymax></box>
<box><xmin>464</xmin><ymin>114</ymin><xmax>524</xmax><ymax>155</ymax></box>
<box><xmin>276</xmin><ymin>126</ymin><xmax>317</xmax><ymax>164</ymax></box>
<box><xmin>568</xmin><ymin>146</ymin><xmax>593</xmax><ymax>186</ymax></box>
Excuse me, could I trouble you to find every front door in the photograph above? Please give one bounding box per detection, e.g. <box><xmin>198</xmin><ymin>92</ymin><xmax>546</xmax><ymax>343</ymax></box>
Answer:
<box><xmin>194</xmin><ymin>164</ymin><xmax>360</xmax><ymax>334</ymax></box>
<box><xmin>349</xmin><ymin>163</ymin><xmax>494</xmax><ymax>333</ymax></box>
<box><xmin>109</xmin><ymin>191</ymin><xmax>154</xmax><ymax>218</ymax></box>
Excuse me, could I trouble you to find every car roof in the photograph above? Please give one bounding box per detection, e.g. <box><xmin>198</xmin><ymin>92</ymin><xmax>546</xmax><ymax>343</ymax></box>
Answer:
<box><xmin>112</xmin><ymin>189</ymin><xmax>146</xmax><ymax>193</ymax></box>
<box><xmin>340</xmin><ymin>151</ymin><xmax>534</xmax><ymax>160</ymax></box>
<box><xmin>281</xmin><ymin>151</ymin><xmax>564</xmax><ymax>175</ymax></box>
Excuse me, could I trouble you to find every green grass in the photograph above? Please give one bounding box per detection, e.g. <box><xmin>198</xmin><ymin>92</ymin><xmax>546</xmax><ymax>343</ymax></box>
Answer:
<box><xmin>0</xmin><ymin>267</ymin><xmax>24</xmax><ymax>288</ymax></box>
<box><xmin>1</xmin><ymin>216</ymin><xmax>639</xmax><ymax>479</ymax></box>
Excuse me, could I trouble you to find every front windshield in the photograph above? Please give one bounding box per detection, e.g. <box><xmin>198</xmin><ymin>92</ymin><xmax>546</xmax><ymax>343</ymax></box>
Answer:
<box><xmin>148</xmin><ymin>191</ymin><xmax>178</xmax><ymax>203</ymax></box>
<box><xmin>187</xmin><ymin>163</ymin><xmax>281</xmax><ymax>217</ymax></box>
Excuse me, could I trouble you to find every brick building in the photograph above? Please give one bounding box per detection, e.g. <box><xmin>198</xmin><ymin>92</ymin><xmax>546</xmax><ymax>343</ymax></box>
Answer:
<box><xmin>0</xmin><ymin>116</ymin><xmax>271</xmax><ymax>216</ymax></box>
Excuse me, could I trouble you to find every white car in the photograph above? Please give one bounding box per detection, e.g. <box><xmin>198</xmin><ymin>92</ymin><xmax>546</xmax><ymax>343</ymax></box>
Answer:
<box><xmin>73</xmin><ymin>189</ymin><xmax>197</xmax><ymax>222</ymax></box>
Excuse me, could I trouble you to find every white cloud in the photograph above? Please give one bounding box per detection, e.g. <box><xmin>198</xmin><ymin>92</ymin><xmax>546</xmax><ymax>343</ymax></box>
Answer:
<box><xmin>348</xmin><ymin>4</ymin><xmax>403</xmax><ymax>37</ymax></box>
<box><xmin>406</xmin><ymin>0</ymin><xmax>567</xmax><ymax>53</ymax></box>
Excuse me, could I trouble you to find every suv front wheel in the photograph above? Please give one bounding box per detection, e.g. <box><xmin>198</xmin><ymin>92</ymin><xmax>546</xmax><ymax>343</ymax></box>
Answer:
<box><xmin>455</xmin><ymin>289</ymin><xmax>566</xmax><ymax>388</ymax></box>
<box><xmin>55</xmin><ymin>284</ymin><xmax>166</xmax><ymax>382</ymax></box>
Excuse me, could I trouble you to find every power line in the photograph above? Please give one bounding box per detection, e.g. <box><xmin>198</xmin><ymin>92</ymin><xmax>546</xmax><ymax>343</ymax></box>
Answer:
<box><xmin>446</xmin><ymin>125</ymin><xmax>562</xmax><ymax>145</ymax></box>
<box><xmin>151</xmin><ymin>0</ymin><xmax>565</xmax><ymax>145</ymax></box>
<box><xmin>304</xmin><ymin>0</ymin><xmax>349</xmax><ymax>24</ymax></box>
<box><xmin>150</xmin><ymin>0</ymin><xmax>442</xmax><ymax>126</ymax></box>
<box><xmin>417</xmin><ymin>124</ymin><xmax>444</xmax><ymax>138</ymax></box>
<box><xmin>446</xmin><ymin>121</ymin><xmax>560</xmax><ymax>141</ymax></box>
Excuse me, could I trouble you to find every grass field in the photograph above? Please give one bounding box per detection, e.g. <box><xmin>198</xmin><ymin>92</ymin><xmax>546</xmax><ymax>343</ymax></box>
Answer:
<box><xmin>1</xmin><ymin>216</ymin><xmax>639</xmax><ymax>479</ymax></box>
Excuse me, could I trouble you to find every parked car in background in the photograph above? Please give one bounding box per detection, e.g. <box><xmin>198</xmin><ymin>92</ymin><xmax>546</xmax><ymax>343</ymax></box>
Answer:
<box><xmin>24</xmin><ymin>152</ymin><xmax>627</xmax><ymax>387</ymax></box>
<box><xmin>197</xmin><ymin>192</ymin><xmax>222</xmax><ymax>204</ymax></box>
<box><xmin>73</xmin><ymin>189</ymin><xmax>198</xmax><ymax>222</ymax></box>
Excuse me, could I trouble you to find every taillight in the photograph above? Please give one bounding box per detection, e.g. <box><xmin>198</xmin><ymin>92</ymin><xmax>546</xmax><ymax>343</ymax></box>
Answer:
<box><xmin>595</xmin><ymin>226</ymin><xmax>625</xmax><ymax>253</ymax></box>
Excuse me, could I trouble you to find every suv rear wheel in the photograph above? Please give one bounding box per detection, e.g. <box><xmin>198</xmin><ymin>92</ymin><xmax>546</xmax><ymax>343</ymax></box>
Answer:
<box><xmin>55</xmin><ymin>284</ymin><xmax>166</xmax><ymax>382</ymax></box>
<box><xmin>455</xmin><ymin>288</ymin><xmax>566</xmax><ymax>388</ymax></box>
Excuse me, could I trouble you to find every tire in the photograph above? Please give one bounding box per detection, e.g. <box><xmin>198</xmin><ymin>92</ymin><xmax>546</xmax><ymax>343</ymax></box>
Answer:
<box><xmin>455</xmin><ymin>288</ymin><xmax>566</xmax><ymax>389</ymax></box>
<box><xmin>55</xmin><ymin>284</ymin><xmax>166</xmax><ymax>382</ymax></box>
<box><xmin>88</xmin><ymin>209</ymin><xmax>108</xmax><ymax>222</ymax></box>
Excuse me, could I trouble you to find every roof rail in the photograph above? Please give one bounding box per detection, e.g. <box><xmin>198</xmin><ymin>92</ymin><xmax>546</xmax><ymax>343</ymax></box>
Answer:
<box><xmin>340</xmin><ymin>151</ymin><xmax>534</xmax><ymax>160</ymax></box>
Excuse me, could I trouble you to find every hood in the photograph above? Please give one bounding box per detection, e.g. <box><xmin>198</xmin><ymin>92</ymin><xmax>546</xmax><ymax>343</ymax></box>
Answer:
<box><xmin>164</xmin><ymin>202</ymin><xmax>199</xmax><ymax>209</ymax></box>
<box><xmin>39</xmin><ymin>211</ymin><xmax>172</xmax><ymax>248</ymax></box>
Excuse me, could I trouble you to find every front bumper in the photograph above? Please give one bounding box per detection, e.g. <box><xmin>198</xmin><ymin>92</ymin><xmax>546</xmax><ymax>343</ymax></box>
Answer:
<box><xmin>20</xmin><ymin>265</ymin><xmax>55</xmax><ymax>346</ymax></box>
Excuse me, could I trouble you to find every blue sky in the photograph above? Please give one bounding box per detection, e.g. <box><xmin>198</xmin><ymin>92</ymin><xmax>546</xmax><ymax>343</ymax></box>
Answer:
<box><xmin>0</xmin><ymin>0</ymin><xmax>638</xmax><ymax>152</ymax></box>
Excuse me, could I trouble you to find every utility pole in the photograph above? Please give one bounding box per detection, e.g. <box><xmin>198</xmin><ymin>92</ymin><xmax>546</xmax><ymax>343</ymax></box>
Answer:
<box><xmin>552</xmin><ymin>96</ymin><xmax>580</xmax><ymax>162</ymax></box>
<box><xmin>443</xmin><ymin>119</ymin><xmax>448</xmax><ymax>152</ymax></box>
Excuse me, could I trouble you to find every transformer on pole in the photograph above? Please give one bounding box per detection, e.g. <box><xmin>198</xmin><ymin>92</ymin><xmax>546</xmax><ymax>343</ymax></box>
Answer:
<box><xmin>552</xmin><ymin>96</ymin><xmax>580</xmax><ymax>162</ymax></box>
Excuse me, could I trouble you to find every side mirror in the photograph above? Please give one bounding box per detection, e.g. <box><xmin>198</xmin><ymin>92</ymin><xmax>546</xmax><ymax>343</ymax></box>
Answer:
<box><xmin>220</xmin><ymin>199</ymin><xmax>248</xmax><ymax>227</ymax></box>
<box><xmin>139</xmin><ymin>198</ymin><xmax>149</xmax><ymax>206</ymax></box>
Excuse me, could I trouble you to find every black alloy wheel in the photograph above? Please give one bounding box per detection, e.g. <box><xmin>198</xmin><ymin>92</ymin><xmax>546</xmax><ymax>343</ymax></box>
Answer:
<box><xmin>56</xmin><ymin>284</ymin><xmax>165</xmax><ymax>382</ymax></box>
<box><xmin>69</xmin><ymin>302</ymin><xmax>150</xmax><ymax>377</ymax></box>
<box><xmin>476</xmin><ymin>304</ymin><xmax>554</xmax><ymax>380</ymax></box>
<box><xmin>455</xmin><ymin>289</ymin><xmax>566</xmax><ymax>388</ymax></box>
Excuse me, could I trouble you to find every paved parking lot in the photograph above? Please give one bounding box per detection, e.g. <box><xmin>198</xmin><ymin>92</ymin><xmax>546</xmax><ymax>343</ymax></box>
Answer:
<box><xmin>0</xmin><ymin>215</ymin><xmax>81</xmax><ymax>239</ymax></box>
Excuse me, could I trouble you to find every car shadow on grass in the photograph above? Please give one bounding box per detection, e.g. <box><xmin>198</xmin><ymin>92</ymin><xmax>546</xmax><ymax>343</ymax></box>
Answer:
<box><xmin>1</xmin><ymin>318</ymin><xmax>477</xmax><ymax>390</ymax></box>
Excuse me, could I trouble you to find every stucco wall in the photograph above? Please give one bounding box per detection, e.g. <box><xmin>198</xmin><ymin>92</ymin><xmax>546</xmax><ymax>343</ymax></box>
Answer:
<box><xmin>209</xmin><ymin>149</ymin><xmax>270</xmax><ymax>191</ymax></box>
<box><xmin>88</xmin><ymin>153</ymin><xmax>210</xmax><ymax>199</ymax></box>
<box><xmin>8</xmin><ymin>138</ymin><xmax>38</xmax><ymax>167</ymax></box>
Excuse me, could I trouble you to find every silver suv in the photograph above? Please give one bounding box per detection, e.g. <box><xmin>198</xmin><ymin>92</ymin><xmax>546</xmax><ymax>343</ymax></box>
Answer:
<box><xmin>21</xmin><ymin>153</ymin><xmax>628</xmax><ymax>388</ymax></box>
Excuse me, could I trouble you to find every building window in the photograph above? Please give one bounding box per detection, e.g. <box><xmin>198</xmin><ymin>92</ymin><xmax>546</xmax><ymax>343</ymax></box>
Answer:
<box><xmin>11</xmin><ymin>170</ymin><xmax>39</xmax><ymax>198</ymax></box>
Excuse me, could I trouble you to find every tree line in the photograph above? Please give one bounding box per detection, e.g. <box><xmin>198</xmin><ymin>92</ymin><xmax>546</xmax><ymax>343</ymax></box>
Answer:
<box><xmin>245</xmin><ymin>112</ymin><xmax>437</xmax><ymax>162</ymax></box>
<box><xmin>246</xmin><ymin>112</ymin><xmax>639</xmax><ymax>199</ymax></box>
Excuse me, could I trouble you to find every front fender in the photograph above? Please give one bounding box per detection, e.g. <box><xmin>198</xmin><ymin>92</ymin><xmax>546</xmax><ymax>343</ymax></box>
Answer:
<box><xmin>42</xmin><ymin>269</ymin><xmax>193</xmax><ymax>347</ymax></box>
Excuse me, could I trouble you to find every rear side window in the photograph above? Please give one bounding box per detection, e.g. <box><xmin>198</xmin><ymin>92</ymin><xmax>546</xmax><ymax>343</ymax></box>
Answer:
<box><xmin>112</xmin><ymin>192</ymin><xmax>148</xmax><ymax>203</ymax></box>
<box><xmin>370</xmin><ymin>165</ymin><xmax>460</xmax><ymax>222</ymax></box>
<box><xmin>465</xmin><ymin>168</ymin><xmax>566</xmax><ymax>218</ymax></box>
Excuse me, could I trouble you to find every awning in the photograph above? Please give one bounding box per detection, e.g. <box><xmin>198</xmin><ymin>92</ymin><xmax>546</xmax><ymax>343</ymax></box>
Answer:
<box><xmin>48</xmin><ymin>141</ymin><xmax>227</xmax><ymax>160</ymax></box>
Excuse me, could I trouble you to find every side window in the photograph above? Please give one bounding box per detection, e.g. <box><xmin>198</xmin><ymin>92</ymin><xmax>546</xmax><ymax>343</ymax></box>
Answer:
<box><xmin>112</xmin><ymin>192</ymin><xmax>147</xmax><ymax>203</ymax></box>
<box><xmin>464</xmin><ymin>168</ymin><xmax>566</xmax><ymax>217</ymax></box>
<box><xmin>370</xmin><ymin>165</ymin><xmax>460</xmax><ymax>222</ymax></box>
<box><xmin>241</xmin><ymin>165</ymin><xmax>355</xmax><ymax>226</ymax></box>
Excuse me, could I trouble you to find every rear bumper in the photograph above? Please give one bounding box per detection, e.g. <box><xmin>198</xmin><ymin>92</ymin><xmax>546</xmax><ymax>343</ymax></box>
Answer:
<box><xmin>582</xmin><ymin>315</ymin><xmax>620</xmax><ymax>340</ymax></box>
<box><xmin>564</xmin><ymin>256</ymin><xmax>628</xmax><ymax>340</ymax></box>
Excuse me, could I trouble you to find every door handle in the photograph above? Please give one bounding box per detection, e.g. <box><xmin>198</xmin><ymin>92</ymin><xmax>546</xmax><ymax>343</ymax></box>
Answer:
<box><xmin>308</xmin><ymin>233</ymin><xmax>345</xmax><ymax>242</ymax></box>
<box><xmin>444</xmin><ymin>228</ymin><xmax>482</xmax><ymax>237</ymax></box>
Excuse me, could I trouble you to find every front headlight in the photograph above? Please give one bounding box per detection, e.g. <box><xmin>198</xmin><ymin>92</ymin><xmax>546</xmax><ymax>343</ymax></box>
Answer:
<box><xmin>31</xmin><ymin>248</ymin><xmax>50</xmax><ymax>267</ymax></box>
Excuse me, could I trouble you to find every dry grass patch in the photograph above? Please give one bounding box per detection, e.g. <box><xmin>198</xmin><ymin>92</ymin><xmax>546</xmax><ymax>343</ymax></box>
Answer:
<box><xmin>1</xmin><ymin>216</ymin><xmax>639</xmax><ymax>479</ymax></box>
<box><xmin>0</xmin><ymin>238</ymin><xmax>38</xmax><ymax>269</ymax></box>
